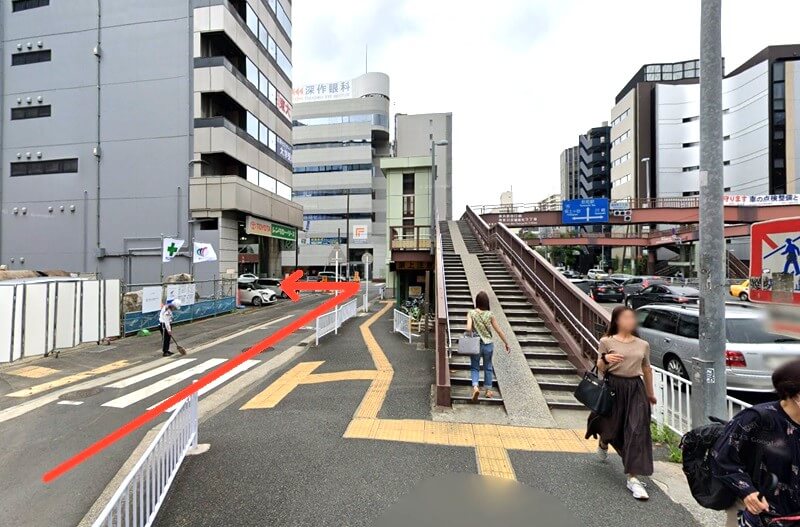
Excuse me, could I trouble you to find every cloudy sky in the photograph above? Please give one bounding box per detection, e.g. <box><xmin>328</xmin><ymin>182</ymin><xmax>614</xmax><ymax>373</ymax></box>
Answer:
<box><xmin>291</xmin><ymin>0</ymin><xmax>800</xmax><ymax>212</ymax></box>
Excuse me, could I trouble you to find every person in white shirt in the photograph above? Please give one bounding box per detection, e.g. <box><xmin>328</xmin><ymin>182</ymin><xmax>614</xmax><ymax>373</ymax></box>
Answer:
<box><xmin>158</xmin><ymin>299</ymin><xmax>181</xmax><ymax>356</ymax></box>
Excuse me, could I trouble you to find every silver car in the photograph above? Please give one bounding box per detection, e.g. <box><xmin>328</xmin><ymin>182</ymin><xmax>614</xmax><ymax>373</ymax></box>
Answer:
<box><xmin>636</xmin><ymin>303</ymin><xmax>800</xmax><ymax>392</ymax></box>
<box><xmin>237</xmin><ymin>282</ymin><xmax>277</xmax><ymax>306</ymax></box>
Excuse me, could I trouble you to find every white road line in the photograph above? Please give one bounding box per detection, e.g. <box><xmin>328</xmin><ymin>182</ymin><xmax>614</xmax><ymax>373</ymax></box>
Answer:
<box><xmin>102</xmin><ymin>359</ymin><xmax>226</xmax><ymax>409</ymax></box>
<box><xmin>56</xmin><ymin>400</ymin><xmax>84</xmax><ymax>406</ymax></box>
<box><xmin>105</xmin><ymin>359</ymin><xmax>196</xmax><ymax>389</ymax></box>
<box><xmin>187</xmin><ymin>314</ymin><xmax>294</xmax><ymax>354</ymax></box>
<box><xmin>147</xmin><ymin>359</ymin><xmax>261</xmax><ymax>411</ymax></box>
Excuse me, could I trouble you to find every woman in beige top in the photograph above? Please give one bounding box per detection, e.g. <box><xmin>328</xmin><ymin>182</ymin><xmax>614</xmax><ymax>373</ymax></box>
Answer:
<box><xmin>585</xmin><ymin>306</ymin><xmax>657</xmax><ymax>501</ymax></box>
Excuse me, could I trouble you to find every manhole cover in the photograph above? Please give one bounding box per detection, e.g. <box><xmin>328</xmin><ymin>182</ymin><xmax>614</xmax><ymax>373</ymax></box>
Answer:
<box><xmin>60</xmin><ymin>387</ymin><xmax>103</xmax><ymax>400</ymax></box>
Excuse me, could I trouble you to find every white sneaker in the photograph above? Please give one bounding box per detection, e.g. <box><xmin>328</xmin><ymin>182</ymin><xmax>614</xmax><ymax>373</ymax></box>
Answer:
<box><xmin>627</xmin><ymin>477</ymin><xmax>649</xmax><ymax>501</ymax></box>
<box><xmin>596</xmin><ymin>446</ymin><xmax>608</xmax><ymax>462</ymax></box>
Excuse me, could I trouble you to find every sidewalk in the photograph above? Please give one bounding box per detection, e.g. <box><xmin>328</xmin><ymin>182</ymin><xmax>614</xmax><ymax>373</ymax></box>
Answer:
<box><xmin>154</xmin><ymin>304</ymin><xmax>700</xmax><ymax>527</ymax></box>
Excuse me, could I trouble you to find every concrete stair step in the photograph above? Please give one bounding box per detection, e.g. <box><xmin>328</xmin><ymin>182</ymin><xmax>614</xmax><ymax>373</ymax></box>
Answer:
<box><xmin>534</xmin><ymin>374</ymin><xmax>581</xmax><ymax>391</ymax></box>
<box><xmin>450</xmin><ymin>385</ymin><xmax>504</xmax><ymax>405</ymax></box>
<box><xmin>522</xmin><ymin>347</ymin><xmax>568</xmax><ymax>359</ymax></box>
<box><xmin>527</xmin><ymin>359</ymin><xmax>578</xmax><ymax>374</ymax></box>
<box><xmin>506</xmin><ymin>317</ymin><xmax>544</xmax><ymax>326</ymax></box>
<box><xmin>542</xmin><ymin>390</ymin><xmax>584</xmax><ymax>410</ymax></box>
<box><xmin>449</xmin><ymin>370</ymin><xmax>499</xmax><ymax>386</ymax></box>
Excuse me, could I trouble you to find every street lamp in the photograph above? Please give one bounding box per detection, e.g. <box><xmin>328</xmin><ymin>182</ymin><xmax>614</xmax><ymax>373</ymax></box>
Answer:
<box><xmin>430</xmin><ymin>139</ymin><xmax>449</xmax><ymax>254</ymax></box>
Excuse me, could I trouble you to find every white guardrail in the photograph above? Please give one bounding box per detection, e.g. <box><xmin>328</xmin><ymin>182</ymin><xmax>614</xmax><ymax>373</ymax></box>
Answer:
<box><xmin>315</xmin><ymin>299</ymin><xmax>358</xmax><ymax>346</ymax></box>
<box><xmin>93</xmin><ymin>393</ymin><xmax>198</xmax><ymax>527</ymax></box>
<box><xmin>393</xmin><ymin>309</ymin><xmax>412</xmax><ymax>343</ymax></box>
<box><xmin>651</xmin><ymin>366</ymin><xmax>752</xmax><ymax>436</ymax></box>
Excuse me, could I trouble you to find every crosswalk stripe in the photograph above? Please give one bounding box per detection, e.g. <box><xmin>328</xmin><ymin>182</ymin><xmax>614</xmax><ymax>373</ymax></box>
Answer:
<box><xmin>147</xmin><ymin>359</ymin><xmax>261</xmax><ymax>411</ymax></box>
<box><xmin>101</xmin><ymin>359</ymin><xmax>226</xmax><ymax>409</ymax></box>
<box><xmin>7</xmin><ymin>360</ymin><xmax>134</xmax><ymax>398</ymax></box>
<box><xmin>105</xmin><ymin>359</ymin><xmax>196</xmax><ymax>389</ymax></box>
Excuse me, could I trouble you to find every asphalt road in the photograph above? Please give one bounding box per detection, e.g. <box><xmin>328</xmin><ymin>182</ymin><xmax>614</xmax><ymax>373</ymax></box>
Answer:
<box><xmin>0</xmin><ymin>294</ymin><xmax>332</xmax><ymax>527</ymax></box>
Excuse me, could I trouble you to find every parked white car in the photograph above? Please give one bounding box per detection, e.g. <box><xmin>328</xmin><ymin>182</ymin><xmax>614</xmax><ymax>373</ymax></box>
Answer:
<box><xmin>237</xmin><ymin>282</ymin><xmax>277</xmax><ymax>306</ymax></box>
<box><xmin>587</xmin><ymin>268</ymin><xmax>609</xmax><ymax>280</ymax></box>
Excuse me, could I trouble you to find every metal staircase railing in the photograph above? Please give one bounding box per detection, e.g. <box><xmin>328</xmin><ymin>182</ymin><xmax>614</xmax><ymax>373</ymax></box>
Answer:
<box><xmin>434</xmin><ymin>221</ymin><xmax>452</xmax><ymax>406</ymax></box>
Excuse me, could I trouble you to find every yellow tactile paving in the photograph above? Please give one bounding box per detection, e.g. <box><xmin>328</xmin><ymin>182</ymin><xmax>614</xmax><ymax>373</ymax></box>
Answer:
<box><xmin>6</xmin><ymin>365</ymin><xmax>59</xmax><ymax>379</ymax></box>
<box><xmin>300</xmin><ymin>370</ymin><xmax>377</xmax><ymax>384</ymax></box>
<box><xmin>475</xmin><ymin>446</ymin><xmax>516</xmax><ymax>480</ymax></box>
<box><xmin>240</xmin><ymin>361</ymin><xmax>323</xmax><ymax>409</ymax></box>
<box><xmin>6</xmin><ymin>360</ymin><xmax>133</xmax><ymax>398</ymax></box>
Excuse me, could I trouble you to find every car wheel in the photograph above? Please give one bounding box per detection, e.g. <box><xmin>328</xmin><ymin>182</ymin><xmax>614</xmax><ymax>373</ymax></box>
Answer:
<box><xmin>252</xmin><ymin>296</ymin><xmax>262</xmax><ymax>307</ymax></box>
<box><xmin>664</xmin><ymin>355</ymin><xmax>689</xmax><ymax>379</ymax></box>
<box><xmin>739</xmin><ymin>292</ymin><xmax>749</xmax><ymax>302</ymax></box>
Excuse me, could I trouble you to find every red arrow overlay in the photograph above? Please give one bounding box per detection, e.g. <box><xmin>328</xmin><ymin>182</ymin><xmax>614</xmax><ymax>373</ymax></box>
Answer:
<box><xmin>43</xmin><ymin>270</ymin><xmax>359</xmax><ymax>483</ymax></box>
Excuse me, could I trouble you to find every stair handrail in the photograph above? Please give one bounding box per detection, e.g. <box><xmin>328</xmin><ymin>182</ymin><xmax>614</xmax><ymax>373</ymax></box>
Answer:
<box><xmin>434</xmin><ymin>219</ymin><xmax>451</xmax><ymax>406</ymax></box>
<box><xmin>464</xmin><ymin>206</ymin><xmax>610</xmax><ymax>364</ymax></box>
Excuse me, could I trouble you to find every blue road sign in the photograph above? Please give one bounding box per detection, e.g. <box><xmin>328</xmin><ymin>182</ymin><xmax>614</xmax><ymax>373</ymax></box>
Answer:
<box><xmin>561</xmin><ymin>198</ymin><xmax>609</xmax><ymax>225</ymax></box>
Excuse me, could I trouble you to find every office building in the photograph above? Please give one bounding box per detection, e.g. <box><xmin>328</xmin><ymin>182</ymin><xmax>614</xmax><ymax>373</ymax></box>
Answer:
<box><xmin>394</xmin><ymin>113</ymin><xmax>453</xmax><ymax>220</ymax></box>
<box><xmin>560</xmin><ymin>146</ymin><xmax>579</xmax><ymax>201</ymax></box>
<box><xmin>283</xmin><ymin>72</ymin><xmax>391</xmax><ymax>280</ymax></box>
<box><xmin>578</xmin><ymin>124</ymin><xmax>611</xmax><ymax>200</ymax></box>
<box><xmin>1</xmin><ymin>0</ymin><xmax>300</xmax><ymax>283</ymax></box>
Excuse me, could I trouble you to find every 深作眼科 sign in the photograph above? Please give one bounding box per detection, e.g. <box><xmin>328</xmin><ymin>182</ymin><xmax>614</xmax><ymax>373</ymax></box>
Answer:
<box><xmin>245</xmin><ymin>216</ymin><xmax>296</xmax><ymax>241</ymax></box>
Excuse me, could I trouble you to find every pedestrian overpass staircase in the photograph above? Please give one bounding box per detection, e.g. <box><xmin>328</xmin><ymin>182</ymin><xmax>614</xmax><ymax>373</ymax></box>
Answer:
<box><xmin>434</xmin><ymin>207</ymin><xmax>610</xmax><ymax>415</ymax></box>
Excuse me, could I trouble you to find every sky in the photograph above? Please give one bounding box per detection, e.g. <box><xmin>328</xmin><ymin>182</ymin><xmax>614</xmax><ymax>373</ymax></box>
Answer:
<box><xmin>291</xmin><ymin>0</ymin><xmax>800</xmax><ymax>213</ymax></box>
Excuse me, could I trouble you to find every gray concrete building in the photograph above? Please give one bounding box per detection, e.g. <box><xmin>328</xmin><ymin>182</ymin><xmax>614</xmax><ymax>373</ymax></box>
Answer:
<box><xmin>282</xmin><ymin>72</ymin><xmax>390</xmax><ymax>280</ymax></box>
<box><xmin>394</xmin><ymin>113</ymin><xmax>453</xmax><ymax>221</ymax></box>
<box><xmin>1</xmin><ymin>0</ymin><xmax>300</xmax><ymax>284</ymax></box>
<box><xmin>560</xmin><ymin>146</ymin><xmax>579</xmax><ymax>201</ymax></box>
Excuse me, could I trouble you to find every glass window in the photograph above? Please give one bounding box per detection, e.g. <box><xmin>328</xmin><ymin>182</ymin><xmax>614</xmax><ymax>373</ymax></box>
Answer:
<box><xmin>246</xmin><ymin>112</ymin><xmax>259</xmax><ymax>138</ymax></box>
<box><xmin>259</xmin><ymin>72</ymin><xmax>269</xmax><ymax>97</ymax></box>
<box><xmin>276</xmin><ymin>181</ymin><xmax>291</xmax><ymax>200</ymax></box>
<box><xmin>268</xmin><ymin>36</ymin><xmax>277</xmax><ymax>60</ymax></box>
<box><xmin>773</xmin><ymin>62</ymin><xmax>785</xmax><ymax>82</ymax></box>
<box><xmin>774</xmin><ymin>111</ymin><xmax>786</xmax><ymax>125</ymax></box>
<box><xmin>726</xmin><ymin>318</ymin><xmax>798</xmax><ymax>344</ymax></box>
<box><xmin>246</xmin><ymin>166</ymin><xmax>259</xmax><ymax>186</ymax></box>
<box><xmin>773</xmin><ymin>82</ymin><xmax>785</xmax><ymax>99</ymax></box>
<box><xmin>267</xmin><ymin>0</ymin><xmax>277</xmax><ymax>12</ymax></box>
<box><xmin>677</xmin><ymin>315</ymin><xmax>699</xmax><ymax>339</ymax></box>
<box><xmin>259</xmin><ymin>122</ymin><xmax>269</xmax><ymax>145</ymax></box>
<box><xmin>12</xmin><ymin>0</ymin><xmax>50</xmax><ymax>12</ymax></box>
<box><xmin>258</xmin><ymin>22</ymin><xmax>268</xmax><ymax>49</ymax></box>
<box><xmin>643</xmin><ymin>310</ymin><xmax>679</xmax><ymax>334</ymax></box>
<box><xmin>259</xmin><ymin>172</ymin><xmax>277</xmax><ymax>193</ymax></box>
<box><xmin>268</xmin><ymin>129</ymin><xmax>277</xmax><ymax>151</ymax></box>
<box><xmin>11</xmin><ymin>49</ymin><xmax>51</xmax><ymax>66</ymax></box>
<box><xmin>276</xmin><ymin>1</ymin><xmax>291</xmax><ymax>37</ymax></box>
<box><xmin>245</xmin><ymin>58</ymin><xmax>258</xmax><ymax>85</ymax></box>
<box><xmin>276</xmin><ymin>47</ymin><xmax>292</xmax><ymax>78</ymax></box>
<box><xmin>774</xmin><ymin>99</ymin><xmax>785</xmax><ymax>111</ymax></box>
<box><xmin>646</xmin><ymin>65</ymin><xmax>660</xmax><ymax>73</ymax></box>
<box><xmin>268</xmin><ymin>82</ymin><xmax>277</xmax><ymax>105</ymax></box>
<box><xmin>245</xmin><ymin>3</ymin><xmax>259</xmax><ymax>35</ymax></box>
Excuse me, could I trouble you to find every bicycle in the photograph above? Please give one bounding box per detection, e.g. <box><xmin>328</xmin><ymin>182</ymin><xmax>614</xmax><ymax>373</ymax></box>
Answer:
<box><xmin>751</xmin><ymin>474</ymin><xmax>800</xmax><ymax>527</ymax></box>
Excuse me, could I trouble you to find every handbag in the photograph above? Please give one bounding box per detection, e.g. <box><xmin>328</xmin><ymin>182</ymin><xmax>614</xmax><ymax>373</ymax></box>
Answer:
<box><xmin>457</xmin><ymin>332</ymin><xmax>481</xmax><ymax>356</ymax></box>
<box><xmin>574</xmin><ymin>367</ymin><xmax>615</xmax><ymax>416</ymax></box>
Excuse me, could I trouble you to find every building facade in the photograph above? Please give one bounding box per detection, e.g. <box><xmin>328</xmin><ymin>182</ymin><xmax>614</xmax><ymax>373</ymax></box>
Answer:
<box><xmin>1</xmin><ymin>0</ymin><xmax>300</xmax><ymax>283</ymax></box>
<box><xmin>559</xmin><ymin>146</ymin><xmax>579</xmax><ymax>201</ymax></box>
<box><xmin>394</xmin><ymin>113</ymin><xmax>453</xmax><ymax>221</ymax></box>
<box><xmin>282</xmin><ymin>72</ymin><xmax>391</xmax><ymax>280</ymax></box>
<box><xmin>578</xmin><ymin>124</ymin><xmax>611</xmax><ymax>200</ymax></box>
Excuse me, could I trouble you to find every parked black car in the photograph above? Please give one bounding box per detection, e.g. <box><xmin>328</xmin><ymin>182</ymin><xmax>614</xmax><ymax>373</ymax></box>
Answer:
<box><xmin>625</xmin><ymin>284</ymin><xmax>699</xmax><ymax>309</ymax></box>
<box><xmin>562</xmin><ymin>269</ymin><xmax>582</xmax><ymax>279</ymax></box>
<box><xmin>589</xmin><ymin>280</ymin><xmax>625</xmax><ymax>303</ymax></box>
<box><xmin>621</xmin><ymin>276</ymin><xmax>667</xmax><ymax>301</ymax></box>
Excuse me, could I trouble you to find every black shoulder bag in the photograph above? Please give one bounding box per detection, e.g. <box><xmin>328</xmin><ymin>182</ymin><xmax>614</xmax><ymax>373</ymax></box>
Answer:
<box><xmin>574</xmin><ymin>366</ymin><xmax>616</xmax><ymax>416</ymax></box>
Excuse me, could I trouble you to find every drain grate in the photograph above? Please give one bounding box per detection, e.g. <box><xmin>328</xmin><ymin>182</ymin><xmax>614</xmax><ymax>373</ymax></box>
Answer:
<box><xmin>60</xmin><ymin>387</ymin><xmax>103</xmax><ymax>400</ymax></box>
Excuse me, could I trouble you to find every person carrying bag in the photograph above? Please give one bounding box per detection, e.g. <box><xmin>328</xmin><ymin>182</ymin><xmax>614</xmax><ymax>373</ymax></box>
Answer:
<box><xmin>464</xmin><ymin>292</ymin><xmax>510</xmax><ymax>403</ymax></box>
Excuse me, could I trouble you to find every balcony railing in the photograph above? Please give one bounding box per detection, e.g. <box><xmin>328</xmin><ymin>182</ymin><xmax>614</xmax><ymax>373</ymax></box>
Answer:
<box><xmin>390</xmin><ymin>225</ymin><xmax>432</xmax><ymax>251</ymax></box>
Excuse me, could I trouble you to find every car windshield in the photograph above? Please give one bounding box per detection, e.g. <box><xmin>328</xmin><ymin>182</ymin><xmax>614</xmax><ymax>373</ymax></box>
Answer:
<box><xmin>595</xmin><ymin>281</ymin><xmax>617</xmax><ymax>287</ymax></box>
<box><xmin>726</xmin><ymin>318</ymin><xmax>800</xmax><ymax>344</ymax></box>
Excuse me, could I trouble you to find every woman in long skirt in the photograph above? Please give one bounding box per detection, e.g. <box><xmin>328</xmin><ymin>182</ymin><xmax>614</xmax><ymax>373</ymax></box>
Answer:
<box><xmin>586</xmin><ymin>306</ymin><xmax>657</xmax><ymax>500</ymax></box>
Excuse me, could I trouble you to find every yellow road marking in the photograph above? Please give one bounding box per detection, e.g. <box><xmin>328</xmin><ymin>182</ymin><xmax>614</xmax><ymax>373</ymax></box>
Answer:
<box><xmin>6</xmin><ymin>360</ymin><xmax>134</xmax><ymax>398</ymax></box>
<box><xmin>301</xmin><ymin>370</ymin><xmax>377</xmax><ymax>384</ymax></box>
<box><xmin>475</xmin><ymin>446</ymin><xmax>516</xmax><ymax>480</ymax></box>
<box><xmin>6</xmin><ymin>365</ymin><xmax>59</xmax><ymax>379</ymax></box>
<box><xmin>240</xmin><ymin>361</ymin><xmax>323</xmax><ymax>410</ymax></box>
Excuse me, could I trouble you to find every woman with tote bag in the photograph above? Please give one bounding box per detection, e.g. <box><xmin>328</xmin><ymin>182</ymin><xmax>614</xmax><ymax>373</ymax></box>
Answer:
<box><xmin>465</xmin><ymin>291</ymin><xmax>510</xmax><ymax>402</ymax></box>
<box><xmin>585</xmin><ymin>306</ymin><xmax>657</xmax><ymax>501</ymax></box>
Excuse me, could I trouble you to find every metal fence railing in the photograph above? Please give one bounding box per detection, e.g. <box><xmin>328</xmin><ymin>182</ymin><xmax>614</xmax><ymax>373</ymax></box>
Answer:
<box><xmin>315</xmin><ymin>299</ymin><xmax>359</xmax><ymax>345</ymax></box>
<box><xmin>651</xmin><ymin>366</ymin><xmax>752</xmax><ymax>436</ymax></box>
<box><xmin>393</xmin><ymin>309</ymin><xmax>412</xmax><ymax>343</ymax></box>
<box><xmin>92</xmin><ymin>393</ymin><xmax>198</xmax><ymax>527</ymax></box>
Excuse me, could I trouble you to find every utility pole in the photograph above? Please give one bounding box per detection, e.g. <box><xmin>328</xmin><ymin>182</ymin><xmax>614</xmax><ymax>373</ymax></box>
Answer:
<box><xmin>693</xmin><ymin>0</ymin><xmax>727</xmax><ymax>427</ymax></box>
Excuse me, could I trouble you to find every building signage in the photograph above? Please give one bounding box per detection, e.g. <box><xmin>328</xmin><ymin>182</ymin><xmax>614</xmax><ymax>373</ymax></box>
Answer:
<box><xmin>245</xmin><ymin>216</ymin><xmax>296</xmax><ymax>241</ymax></box>
<box><xmin>352</xmin><ymin>224</ymin><xmax>368</xmax><ymax>244</ymax></box>
<box><xmin>276</xmin><ymin>92</ymin><xmax>292</xmax><ymax>121</ymax></box>
<box><xmin>292</xmin><ymin>80</ymin><xmax>352</xmax><ymax>103</ymax></box>
<box><xmin>561</xmin><ymin>198</ymin><xmax>609</xmax><ymax>225</ymax></box>
<box><xmin>301</xmin><ymin>237</ymin><xmax>341</xmax><ymax>246</ymax></box>
<box><xmin>609</xmin><ymin>199</ymin><xmax>632</xmax><ymax>211</ymax></box>
<box><xmin>723</xmin><ymin>194</ymin><xmax>800</xmax><ymax>207</ymax></box>
<box><xmin>396</xmin><ymin>261</ymin><xmax>431</xmax><ymax>271</ymax></box>
<box><xmin>276</xmin><ymin>136</ymin><xmax>292</xmax><ymax>164</ymax></box>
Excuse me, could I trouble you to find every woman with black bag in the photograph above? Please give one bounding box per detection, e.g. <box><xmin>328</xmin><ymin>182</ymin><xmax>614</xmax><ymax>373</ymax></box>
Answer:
<box><xmin>585</xmin><ymin>306</ymin><xmax>657</xmax><ymax>501</ymax></box>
